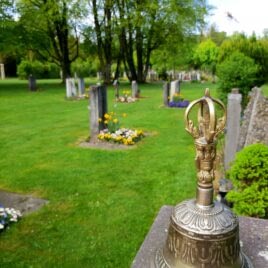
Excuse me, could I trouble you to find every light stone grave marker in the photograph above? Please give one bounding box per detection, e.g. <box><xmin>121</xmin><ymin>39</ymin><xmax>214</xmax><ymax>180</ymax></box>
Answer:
<box><xmin>224</xmin><ymin>88</ymin><xmax>242</xmax><ymax>170</ymax></box>
<box><xmin>132</xmin><ymin>80</ymin><xmax>139</xmax><ymax>98</ymax></box>
<box><xmin>169</xmin><ymin>80</ymin><xmax>180</xmax><ymax>99</ymax></box>
<box><xmin>0</xmin><ymin>63</ymin><xmax>5</xmax><ymax>80</ymax></box>
<box><xmin>66</xmin><ymin>78</ymin><xmax>77</xmax><ymax>98</ymax></box>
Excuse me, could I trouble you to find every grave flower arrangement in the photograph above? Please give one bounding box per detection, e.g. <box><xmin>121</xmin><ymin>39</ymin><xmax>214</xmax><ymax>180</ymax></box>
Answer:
<box><xmin>0</xmin><ymin>205</ymin><xmax>22</xmax><ymax>231</ymax></box>
<box><xmin>168</xmin><ymin>93</ymin><xmax>189</xmax><ymax>108</ymax></box>
<box><xmin>117</xmin><ymin>90</ymin><xmax>136</xmax><ymax>103</ymax></box>
<box><xmin>98</xmin><ymin>112</ymin><xmax>144</xmax><ymax>145</ymax></box>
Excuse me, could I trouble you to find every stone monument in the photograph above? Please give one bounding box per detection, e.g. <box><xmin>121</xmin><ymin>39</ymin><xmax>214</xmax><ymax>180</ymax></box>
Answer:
<box><xmin>224</xmin><ymin>88</ymin><xmax>242</xmax><ymax>170</ymax></box>
<box><xmin>154</xmin><ymin>89</ymin><xmax>253</xmax><ymax>268</ymax></box>
<box><xmin>0</xmin><ymin>63</ymin><xmax>5</xmax><ymax>80</ymax></box>
<box><xmin>89</xmin><ymin>85</ymin><xmax>107</xmax><ymax>141</ymax></box>
<box><xmin>66</xmin><ymin>78</ymin><xmax>77</xmax><ymax>98</ymax></box>
<box><xmin>163</xmin><ymin>82</ymin><xmax>170</xmax><ymax>107</ymax></box>
<box><xmin>28</xmin><ymin>75</ymin><xmax>37</xmax><ymax>91</ymax></box>
<box><xmin>132</xmin><ymin>81</ymin><xmax>139</xmax><ymax>98</ymax></box>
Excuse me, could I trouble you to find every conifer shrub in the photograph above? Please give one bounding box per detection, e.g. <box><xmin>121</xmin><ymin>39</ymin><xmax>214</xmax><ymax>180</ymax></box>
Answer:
<box><xmin>226</xmin><ymin>143</ymin><xmax>268</xmax><ymax>218</ymax></box>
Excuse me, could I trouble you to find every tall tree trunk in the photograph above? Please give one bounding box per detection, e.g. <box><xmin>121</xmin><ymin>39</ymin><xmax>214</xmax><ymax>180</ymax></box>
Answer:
<box><xmin>136</xmin><ymin>26</ymin><xmax>144</xmax><ymax>82</ymax></box>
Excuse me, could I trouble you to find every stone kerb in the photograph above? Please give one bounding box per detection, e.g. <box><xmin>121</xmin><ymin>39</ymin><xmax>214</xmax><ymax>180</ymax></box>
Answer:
<box><xmin>89</xmin><ymin>85</ymin><xmax>107</xmax><ymax>141</ymax></box>
<box><xmin>224</xmin><ymin>88</ymin><xmax>242</xmax><ymax>170</ymax></box>
<box><xmin>238</xmin><ymin>87</ymin><xmax>268</xmax><ymax>150</ymax></box>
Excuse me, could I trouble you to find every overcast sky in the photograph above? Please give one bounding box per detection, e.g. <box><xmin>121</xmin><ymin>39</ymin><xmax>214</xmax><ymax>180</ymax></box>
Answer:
<box><xmin>207</xmin><ymin>0</ymin><xmax>268</xmax><ymax>36</ymax></box>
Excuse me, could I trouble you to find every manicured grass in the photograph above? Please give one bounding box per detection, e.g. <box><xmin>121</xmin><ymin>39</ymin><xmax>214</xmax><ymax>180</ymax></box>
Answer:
<box><xmin>0</xmin><ymin>79</ymin><xmax>217</xmax><ymax>267</ymax></box>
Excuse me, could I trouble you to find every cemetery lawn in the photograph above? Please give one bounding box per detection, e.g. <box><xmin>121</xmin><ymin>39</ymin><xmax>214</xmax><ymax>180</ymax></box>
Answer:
<box><xmin>0</xmin><ymin>79</ymin><xmax>217</xmax><ymax>267</ymax></box>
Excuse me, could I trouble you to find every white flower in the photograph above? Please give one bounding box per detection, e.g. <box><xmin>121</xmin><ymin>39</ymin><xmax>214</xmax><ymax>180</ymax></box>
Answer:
<box><xmin>0</xmin><ymin>223</ymin><xmax>4</xmax><ymax>229</ymax></box>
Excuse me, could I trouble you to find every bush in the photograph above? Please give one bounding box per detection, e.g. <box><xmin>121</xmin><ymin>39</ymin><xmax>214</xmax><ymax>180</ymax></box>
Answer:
<box><xmin>216</xmin><ymin>51</ymin><xmax>259</xmax><ymax>106</ymax></box>
<box><xmin>17</xmin><ymin>60</ymin><xmax>60</xmax><ymax>79</ymax></box>
<box><xmin>226</xmin><ymin>143</ymin><xmax>268</xmax><ymax>218</ymax></box>
<box><xmin>71</xmin><ymin>58</ymin><xmax>98</xmax><ymax>78</ymax></box>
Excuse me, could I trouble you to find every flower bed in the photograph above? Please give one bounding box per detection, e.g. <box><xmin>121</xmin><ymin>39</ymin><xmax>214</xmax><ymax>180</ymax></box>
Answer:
<box><xmin>0</xmin><ymin>205</ymin><xmax>22</xmax><ymax>231</ymax></box>
<box><xmin>168</xmin><ymin>93</ymin><xmax>189</xmax><ymax>108</ymax></box>
<box><xmin>168</xmin><ymin>100</ymin><xmax>189</xmax><ymax>108</ymax></box>
<box><xmin>116</xmin><ymin>90</ymin><xmax>137</xmax><ymax>103</ymax></box>
<box><xmin>98</xmin><ymin>112</ymin><xmax>144</xmax><ymax>145</ymax></box>
<box><xmin>98</xmin><ymin>128</ymin><xmax>144</xmax><ymax>145</ymax></box>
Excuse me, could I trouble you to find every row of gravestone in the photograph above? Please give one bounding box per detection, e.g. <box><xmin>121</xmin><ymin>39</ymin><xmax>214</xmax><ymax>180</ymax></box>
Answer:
<box><xmin>224</xmin><ymin>87</ymin><xmax>268</xmax><ymax>170</ymax></box>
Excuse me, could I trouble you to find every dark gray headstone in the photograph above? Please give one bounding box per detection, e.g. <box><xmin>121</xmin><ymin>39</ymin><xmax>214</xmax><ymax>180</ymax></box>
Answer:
<box><xmin>89</xmin><ymin>85</ymin><xmax>107</xmax><ymax>140</ymax></box>
<box><xmin>163</xmin><ymin>82</ymin><xmax>170</xmax><ymax>107</ymax></box>
<box><xmin>28</xmin><ymin>75</ymin><xmax>37</xmax><ymax>91</ymax></box>
<box><xmin>78</xmin><ymin>77</ymin><xmax>85</xmax><ymax>96</ymax></box>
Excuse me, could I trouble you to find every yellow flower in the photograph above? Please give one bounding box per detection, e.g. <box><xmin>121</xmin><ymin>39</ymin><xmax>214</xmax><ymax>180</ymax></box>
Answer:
<box><xmin>104</xmin><ymin>120</ymin><xmax>108</xmax><ymax>124</ymax></box>
<box><xmin>104</xmin><ymin>113</ymin><xmax>110</xmax><ymax>119</ymax></box>
<box><xmin>98</xmin><ymin>118</ymin><xmax>102</xmax><ymax>122</ymax></box>
<box><xmin>113</xmin><ymin>118</ymin><xmax>118</xmax><ymax>123</ymax></box>
<box><xmin>122</xmin><ymin>113</ymin><xmax>127</xmax><ymax>118</ymax></box>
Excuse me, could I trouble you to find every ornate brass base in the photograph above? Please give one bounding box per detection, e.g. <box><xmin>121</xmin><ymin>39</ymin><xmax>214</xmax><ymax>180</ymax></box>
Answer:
<box><xmin>154</xmin><ymin>200</ymin><xmax>253</xmax><ymax>268</ymax></box>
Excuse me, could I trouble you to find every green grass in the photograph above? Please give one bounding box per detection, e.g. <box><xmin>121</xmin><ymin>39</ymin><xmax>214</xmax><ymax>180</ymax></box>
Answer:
<box><xmin>0</xmin><ymin>79</ymin><xmax>217</xmax><ymax>267</ymax></box>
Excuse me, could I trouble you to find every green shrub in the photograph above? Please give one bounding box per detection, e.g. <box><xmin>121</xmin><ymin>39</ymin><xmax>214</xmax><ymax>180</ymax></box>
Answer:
<box><xmin>17</xmin><ymin>60</ymin><xmax>60</xmax><ymax>79</ymax></box>
<box><xmin>216</xmin><ymin>51</ymin><xmax>259</xmax><ymax>106</ymax></box>
<box><xmin>226</xmin><ymin>143</ymin><xmax>268</xmax><ymax>218</ymax></box>
<box><xmin>71</xmin><ymin>58</ymin><xmax>97</xmax><ymax>77</ymax></box>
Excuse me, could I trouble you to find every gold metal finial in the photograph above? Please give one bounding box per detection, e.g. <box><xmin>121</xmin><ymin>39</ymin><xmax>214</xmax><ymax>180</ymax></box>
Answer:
<box><xmin>184</xmin><ymin>89</ymin><xmax>226</xmax><ymax>206</ymax></box>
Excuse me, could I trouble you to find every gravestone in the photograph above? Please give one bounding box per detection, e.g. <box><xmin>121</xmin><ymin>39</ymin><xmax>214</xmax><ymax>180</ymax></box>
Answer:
<box><xmin>196</xmin><ymin>72</ymin><xmax>201</xmax><ymax>81</ymax></box>
<box><xmin>238</xmin><ymin>87</ymin><xmax>268</xmax><ymax>150</ymax></box>
<box><xmin>224</xmin><ymin>88</ymin><xmax>242</xmax><ymax>170</ymax></box>
<box><xmin>169</xmin><ymin>80</ymin><xmax>180</xmax><ymax>100</ymax></box>
<box><xmin>28</xmin><ymin>75</ymin><xmax>37</xmax><ymax>91</ymax></box>
<box><xmin>163</xmin><ymin>82</ymin><xmax>170</xmax><ymax>107</ymax></box>
<box><xmin>77</xmin><ymin>77</ymin><xmax>85</xmax><ymax>96</ymax></box>
<box><xmin>0</xmin><ymin>63</ymin><xmax>5</xmax><ymax>80</ymax></box>
<box><xmin>132</xmin><ymin>80</ymin><xmax>139</xmax><ymax>98</ymax></box>
<box><xmin>66</xmin><ymin>78</ymin><xmax>77</xmax><ymax>98</ymax></box>
<box><xmin>113</xmin><ymin>79</ymin><xmax>119</xmax><ymax>98</ymax></box>
<box><xmin>89</xmin><ymin>85</ymin><xmax>107</xmax><ymax>141</ymax></box>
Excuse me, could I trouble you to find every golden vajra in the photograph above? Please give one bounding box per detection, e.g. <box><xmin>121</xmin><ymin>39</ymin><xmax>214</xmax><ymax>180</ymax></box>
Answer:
<box><xmin>184</xmin><ymin>88</ymin><xmax>226</xmax><ymax>206</ymax></box>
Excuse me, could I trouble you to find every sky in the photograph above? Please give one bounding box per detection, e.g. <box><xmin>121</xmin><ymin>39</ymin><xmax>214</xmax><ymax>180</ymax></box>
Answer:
<box><xmin>207</xmin><ymin>0</ymin><xmax>268</xmax><ymax>36</ymax></box>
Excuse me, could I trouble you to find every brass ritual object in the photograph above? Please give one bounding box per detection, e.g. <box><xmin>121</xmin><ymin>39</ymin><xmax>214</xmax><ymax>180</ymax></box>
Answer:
<box><xmin>154</xmin><ymin>89</ymin><xmax>253</xmax><ymax>268</ymax></box>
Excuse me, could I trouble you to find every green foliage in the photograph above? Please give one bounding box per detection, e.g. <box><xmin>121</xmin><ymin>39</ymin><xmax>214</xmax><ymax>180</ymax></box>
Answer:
<box><xmin>226</xmin><ymin>144</ymin><xmax>268</xmax><ymax>218</ymax></box>
<box><xmin>71</xmin><ymin>58</ymin><xmax>98</xmax><ymax>78</ymax></box>
<box><xmin>218</xmin><ymin>33</ymin><xmax>268</xmax><ymax>84</ymax></box>
<box><xmin>17</xmin><ymin>60</ymin><xmax>60</xmax><ymax>79</ymax></box>
<box><xmin>193</xmin><ymin>39</ymin><xmax>219</xmax><ymax>74</ymax></box>
<box><xmin>216</xmin><ymin>51</ymin><xmax>259</xmax><ymax>105</ymax></box>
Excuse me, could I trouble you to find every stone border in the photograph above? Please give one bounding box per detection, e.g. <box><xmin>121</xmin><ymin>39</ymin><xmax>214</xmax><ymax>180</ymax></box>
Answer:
<box><xmin>0</xmin><ymin>190</ymin><xmax>48</xmax><ymax>216</ymax></box>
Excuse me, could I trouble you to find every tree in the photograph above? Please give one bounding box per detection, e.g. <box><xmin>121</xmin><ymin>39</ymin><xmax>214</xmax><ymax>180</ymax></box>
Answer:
<box><xmin>193</xmin><ymin>38</ymin><xmax>218</xmax><ymax>81</ymax></box>
<box><xmin>17</xmin><ymin>0</ymin><xmax>86</xmax><ymax>82</ymax></box>
<box><xmin>90</xmin><ymin>0</ymin><xmax>209</xmax><ymax>83</ymax></box>
<box><xmin>218</xmin><ymin>33</ymin><xmax>268</xmax><ymax>84</ymax></box>
<box><xmin>216</xmin><ymin>51</ymin><xmax>259</xmax><ymax>106</ymax></box>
